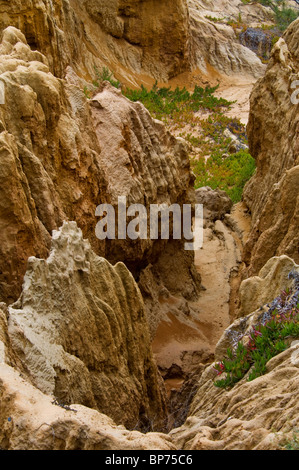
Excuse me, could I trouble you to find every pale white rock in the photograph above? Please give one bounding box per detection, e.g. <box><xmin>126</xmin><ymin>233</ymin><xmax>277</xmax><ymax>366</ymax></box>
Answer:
<box><xmin>7</xmin><ymin>221</ymin><xmax>167</xmax><ymax>430</ymax></box>
<box><xmin>0</xmin><ymin>363</ymin><xmax>175</xmax><ymax>450</ymax></box>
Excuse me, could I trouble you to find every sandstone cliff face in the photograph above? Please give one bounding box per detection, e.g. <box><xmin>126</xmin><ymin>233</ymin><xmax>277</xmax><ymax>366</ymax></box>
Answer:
<box><xmin>0</xmin><ymin>0</ymin><xmax>298</xmax><ymax>453</ymax></box>
<box><xmin>0</xmin><ymin>27</ymin><xmax>199</xmax><ymax>308</ymax></box>
<box><xmin>238</xmin><ymin>256</ymin><xmax>299</xmax><ymax>319</ymax></box>
<box><xmin>0</xmin><ymin>0</ymin><xmax>191</xmax><ymax>83</ymax></box>
<box><xmin>0</xmin><ymin>26</ymin><xmax>104</xmax><ymax>303</ymax></box>
<box><xmin>85</xmin><ymin>0</ymin><xmax>191</xmax><ymax>79</ymax></box>
<box><xmin>3</xmin><ymin>222</ymin><xmax>167</xmax><ymax>431</ymax></box>
<box><xmin>0</xmin><ymin>0</ymin><xmax>271</xmax><ymax>89</ymax></box>
<box><xmin>0</xmin><ymin>26</ymin><xmax>199</xmax><ymax>429</ymax></box>
<box><xmin>170</xmin><ymin>260</ymin><xmax>299</xmax><ymax>450</ymax></box>
<box><xmin>188</xmin><ymin>0</ymin><xmax>268</xmax><ymax>79</ymax></box>
<box><xmin>89</xmin><ymin>84</ymin><xmax>195</xmax><ymax>270</ymax></box>
<box><xmin>243</xmin><ymin>19</ymin><xmax>299</xmax><ymax>275</ymax></box>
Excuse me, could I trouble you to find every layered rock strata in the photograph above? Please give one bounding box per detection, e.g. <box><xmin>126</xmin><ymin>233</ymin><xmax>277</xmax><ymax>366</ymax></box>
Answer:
<box><xmin>243</xmin><ymin>20</ymin><xmax>299</xmax><ymax>275</ymax></box>
<box><xmin>0</xmin><ymin>0</ymin><xmax>191</xmax><ymax>82</ymax></box>
<box><xmin>3</xmin><ymin>222</ymin><xmax>167</xmax><ymax>431</ymax></box>
<box><xmin>0</xmin><ymin>27</ymin><xmax>200</xmax><ymax>312</ymax></box>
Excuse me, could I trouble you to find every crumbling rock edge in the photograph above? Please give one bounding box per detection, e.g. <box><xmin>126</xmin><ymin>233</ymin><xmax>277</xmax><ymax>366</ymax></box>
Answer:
<box><xmin>1</xmin><ymin>231</ymin><xmax>298</xmax><ymax>449</ymax></box>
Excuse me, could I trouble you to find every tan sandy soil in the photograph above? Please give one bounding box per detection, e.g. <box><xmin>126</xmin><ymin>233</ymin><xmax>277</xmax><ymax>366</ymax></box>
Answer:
<box><xmin>152</xmin><ymin>204</ymin><xmax>252</xmax><ymax>386</ymax></box>
<box><xmin>151</xmin><ymin>65</ymin><xmax>255</xmax><ymax>382</ymax></box>
<box><xmin>167</xmin><ymin>66</ymin><xmax>255</xmax><ymax>125</ymax></box>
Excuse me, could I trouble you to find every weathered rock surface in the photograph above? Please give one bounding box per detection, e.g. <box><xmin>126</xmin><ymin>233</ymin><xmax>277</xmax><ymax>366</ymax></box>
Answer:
<box><xmin>0</xmin><ymin>363</ymin><xmax>175</xmax><ymax>450</ymax></box>
<box><xmin>188</xmin><ymin>0</ymin><xmax>268</xmax><ymax>79</ymax></box>
<box><xmin>3</xmin><ymin>221</ymin><xmax>167</xmax><ymax>431</ymax></box>
<box><xmin>2</xmin><ymin>249</ymin><xmax>298</xmax><ymax>450</ymax></box>
<box><xmin>171</xmin><ymin>340</ymin><xmax>299</xmax><ymax>450</ymax></box>
<box><xmin>243</xmin><ymin>20</ymin><xmax>299</xmax><ymax>275</ymax></box>
<box><xmin>189</xmin><ymin>0</ymin><xmax>274</xmax><ymax>28</ymax></box>
<box><xmin>90</xmin><ymin>83</ymin><xmax>196</xmax><ymax>272</ymax></box>
<box><xmin>195</xmin><ymin>187</ymin><xmax>233</xmax><ymax>222</ymax></box>
<box><xmin>217</xmin><ymin>258</ymin><xmax>299</xmax><ymax>360</ymax></box>
<box><xmin>0</xmin><ymin>26</ymin><xmax>105</xmax><ymax>303</ymax></box>
<box><xmin>0</xmin><ymin>0</ymin><xmax>273</xmax><ymax>87</ymax></box>
<box><xmin>0</xmin><ymin>27</ymin><xmax>199</xmax><ymax>309</ymax></box>
<box><xmin>0</xmin><ymin>0</ymin><xmax>298</xmax><ymax>453</ymax></box>
<box><xmin>238</xmin><ymin>255</ymin><xmax>299</xmax><ymax>319</ymax></box>
<box><xmin>170</xmin><ymin>266</ymin><xmax>299</xmax><ymax>450</ymax></box>
<box><xmin>0</xmin><ymin>0</ymin><xmax>191</xmax><ymax>83</ymax></box>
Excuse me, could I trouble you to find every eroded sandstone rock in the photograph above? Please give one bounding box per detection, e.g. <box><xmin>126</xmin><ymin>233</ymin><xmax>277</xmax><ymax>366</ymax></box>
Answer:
<box><xmin>0</xmin><ymin>28</ymin><xmax>200</xmax><ymax>311</ymax></box>
<box><xmin>0</xmin><ymin>0</ymin><xmax>272</xmax><ymax>87</ymax></box>
<box><xmin>188</xmin><ymin>0</ymin><xmax>268</xmax><ymax>79</ymax></box>
<box><xmin>238</xmin><ymin>255</ymin><xmax>299</xmax><ymax>319</ymax></box>
<box><xmin>0</xmin><ymin>0</ymin><xmax>191</xmax><ymax>82</ymax></box>
<box><xmin>5</xmin><ymin>221</ymin><xmax>167</xmax><ymax>431</ymax></box>
<box><xmin>0</xmin><ymin>26</ymin><xmax>106</xmax><ymax>303</ymax></box>
<box><xmin>0</xmin><ymin>363</ymin><xmax>175</xmax><ymax>450</ymax></box>
<box><xmin>243</xmin><ymin>20</ymin><xmax>299</xmax><ymax>275</ymax></box>
<box><xmin>89</xmin><ymin>83</ymin><xmax>196</xmax><ymax>272</ymax></box>
<box><xmin>170</xmin><ymin>265</ymin><xmax>299</xmax><ymax>450</ymax></box>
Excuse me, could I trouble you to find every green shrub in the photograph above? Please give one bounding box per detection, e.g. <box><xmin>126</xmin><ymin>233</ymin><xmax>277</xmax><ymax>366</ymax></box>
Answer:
<box><xmin>273</xmin><ymin>4</ymin><xmax>299</xmax><ymax>31</ymax></box>
<box><xmin>191</xmin><ymin>113</ymin><xmax>255</xmax><ymax>204</ymax></box>
<box><xmin>246</xmin><ymin>1</ymin><xmax>299</xmax><ymax>31</ymax></box>
<box><xmin>284</xmin><ymin>430</ymin><xmax>299</xmax><ymax>450</ymax></box>
<box><xmin>123</xmin><ymin>82</ymin><xmax>233</xmax><ymax>120</ymax></box>
<box><xmin>93</xmin><ymin>66</ymin><xmax>120</xmax><ymax>89</ymax></box>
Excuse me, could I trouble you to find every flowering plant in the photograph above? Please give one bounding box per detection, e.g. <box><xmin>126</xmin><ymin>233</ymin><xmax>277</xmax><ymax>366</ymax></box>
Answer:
<box><xmin>214</xmin><ymin>281</ymin><xmax>299</xmax><ymax>389</ymax></box>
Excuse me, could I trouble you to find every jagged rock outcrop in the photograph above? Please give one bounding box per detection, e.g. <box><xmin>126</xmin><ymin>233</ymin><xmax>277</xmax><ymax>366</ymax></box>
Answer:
<box><xmin>1</xmin><ymin>0</ymin><xmax>298</xmax><ymax>453</ymax></box>
<box><xmin>170</xmin><ymin>264</ymin><xmax>299</xmax><ymax>450</ymax></box>
<box><xmin>89</xmin><ymin>83</ymin><xmax>196</xmax><ymax>271</ymax></box>
<box><xmin>0</xmin><ymin>363</ymin><xmax>175</xmax><ymax>450</ymax></box>
<box><xmin>0</xmin><ymin>26</ymin><xmax>105</xmax><ymax>303</ymax></box>
<box><xmin>243</xmin><ymin>19</ymin><xmax>299</xmax><ymax>275</ymax></box>
<box><xmin>0</xmin><ymin>0</ymin><xmax>274</xmax><ymax>87</ymax></box>
<box><xmin>188</xmin><ymin>0</ymin><xmax>269</xmax><ymax>79</ymax></box>
<box><xmin>2</xmin><ymin>245</ymin><xmax>298</xmax><ymax>449</ymax></box>
<box><xmin>171</xmin><ymin>340</ymin><xmax>299</xmax><ymax>450</ymax></box>
<box><xmin>0</xmin><ymin>27</ymin><xmax>200</xmax><ymax>309</ymax></box>
<box><xmin>3</xmin><ymin>221</ymin><xmax>167</xmax><ymax>431</ymax></box>
<box><xmin>0</xmin><ymin>0</ymin><xmax>191</xmax><ymax>83</ymax></box>
<box><xmin>238</xmin><ymin>256</ymin><xmax>299</xmax><ymax>319</ymax></box>
<box><xmin>217</xmin><ymin>256</ymin><xmax>299</xmax><ymax>359</ymax></box>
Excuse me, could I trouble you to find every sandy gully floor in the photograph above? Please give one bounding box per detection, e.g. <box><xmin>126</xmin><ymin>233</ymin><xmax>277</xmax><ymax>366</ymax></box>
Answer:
<box><xmin>151</xmin><ymin>69</ymin><xmax>255</xmax><ymax>392</ymax></box>
<box><xmin>152</xmin><ymin>203</ymin><xmax>251</xmax><ymax>397</ymax></box>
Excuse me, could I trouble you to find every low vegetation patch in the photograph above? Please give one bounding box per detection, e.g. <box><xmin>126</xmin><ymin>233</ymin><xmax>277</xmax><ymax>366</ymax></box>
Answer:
<box><xmin>124</xmin><ymin>82</ymin><xmax>232</xmax><ymax>119</ymax></box>
<box><xmin>86</xmin><ymin>67</ymin><xmax>256</xmax><ymax>203</ymax></box>
<box><xmin>241</xmin><ymin>0</ymin><xmax>299</xmax><ymax>32</ymax></box>
<box><xmin>283</xmin><ymin>429</ymin><xmax>299</xmax><ymax>450</ymax></box>
<box><xmin>188</xmin><ymin>114</ymin><xmax>255</xmax><ymax>203</ymax></box>
<box><xmin>214</xmin><ymin>279</ymin><xmax>299</xmax><ymax>389</ymax></box>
